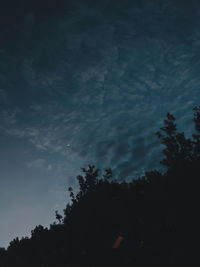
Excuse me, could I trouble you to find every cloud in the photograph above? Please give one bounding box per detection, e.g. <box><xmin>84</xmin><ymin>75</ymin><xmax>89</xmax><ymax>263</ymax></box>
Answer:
<box><xmin>2</xmin><ymin>0</ymin><xmax>200</xmax><ymax>248</ymax></box>
<box><xmin>0</xmin><ymin>89</ymin><xmax>7</xmax><ymax>103</ymax></box>
<box><xmin>26</xmin><ymin>158</ymin><xmax>47</xmax><ymax>169</ymax></box>
<box><xmin>1</xmin><ymin>0</ymin><xmax>200</xmax><ymax>183</ymax></box>
<box><xmin>1</xmin><ymin>108</ymin><xmax>21</xmax><ymax>126</ymax></box>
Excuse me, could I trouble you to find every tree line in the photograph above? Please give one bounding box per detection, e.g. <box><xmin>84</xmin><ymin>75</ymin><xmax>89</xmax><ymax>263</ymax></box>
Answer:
<box><xmin>1</xmin><ymin>107</ymin><xmax>200</xmax><ymax>266</ymax></box>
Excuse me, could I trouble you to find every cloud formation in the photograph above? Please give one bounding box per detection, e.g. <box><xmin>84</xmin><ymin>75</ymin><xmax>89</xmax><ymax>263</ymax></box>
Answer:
<box><xmin>1</xmin><ymin>0</ymin><xmax>200</xmax><ymax>246</ymax></box>
<box><xmin>1</xmin><ymin>1</ymin><xmax>200</xmax><ymax>180</ymax></box>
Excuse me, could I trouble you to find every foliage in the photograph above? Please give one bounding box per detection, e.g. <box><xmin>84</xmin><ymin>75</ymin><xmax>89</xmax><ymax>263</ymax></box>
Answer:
<box><xmin>1</xmin><ymin>107</ymin><xmax>200</xmax><ymax>266</ymax></box>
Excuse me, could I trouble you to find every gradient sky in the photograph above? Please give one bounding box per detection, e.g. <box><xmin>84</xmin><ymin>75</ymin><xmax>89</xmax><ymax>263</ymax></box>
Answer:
<box><xmin>1</xmin><ymin>0</ymin><xmax>200</xmax><ymax>247</ymax></box>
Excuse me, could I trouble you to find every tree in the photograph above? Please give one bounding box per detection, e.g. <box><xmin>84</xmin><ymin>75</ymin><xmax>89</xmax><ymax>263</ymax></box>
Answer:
<box><xmin>3</xmin><ymin>107</ymin><xmax>200</xmax><ymax>266</ymax></box>
<box><xmin>192</xmin><ymin>106</ymin><xmax>200</xmax><ymax>159</ymax></box>
<box><xmin>55</xmin><ymin>210</ymin><xmax>63</xmax><ymax>224</ymax></box>
<box><xmin>156</xmin><ymin>112</ymin><xmax>193</xmax><ymax>168</ymax></box>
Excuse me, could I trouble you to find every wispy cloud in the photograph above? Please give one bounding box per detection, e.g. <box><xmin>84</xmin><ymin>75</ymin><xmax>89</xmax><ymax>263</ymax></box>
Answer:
<box><xmin>0</xmin><ymin>0</ymin><xmax>200</xmax><ymax>183</ymax></box>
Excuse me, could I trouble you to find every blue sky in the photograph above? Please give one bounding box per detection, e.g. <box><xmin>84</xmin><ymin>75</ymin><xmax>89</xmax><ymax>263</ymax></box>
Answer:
<box><xmin>0</xmin><ymin>0</ymin><xmax>200</xmax><ymax>247</ymax></box>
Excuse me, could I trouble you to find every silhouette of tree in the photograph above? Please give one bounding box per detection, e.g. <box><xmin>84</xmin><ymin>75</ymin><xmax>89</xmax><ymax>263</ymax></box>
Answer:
<box><xmin>55</xmin><ymin>210</ymin><xmax>63</xmax><ymax>224</ymax></box>
<box><xmin>156</xmin><ymin>112</ymin><xmax>193</xmax><ymax>168</ymax></box>
<box><xmin>2</xmin><ymin>108</ymin><xmax>200</xmax><ymax>266</ymax></box>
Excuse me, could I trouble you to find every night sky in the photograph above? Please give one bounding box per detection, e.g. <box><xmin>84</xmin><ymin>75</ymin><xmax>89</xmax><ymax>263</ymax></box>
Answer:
<box><xmin>1</xmin><ymin>0</ymin><xmax>200</xmax><ymax>247</ymax></box>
